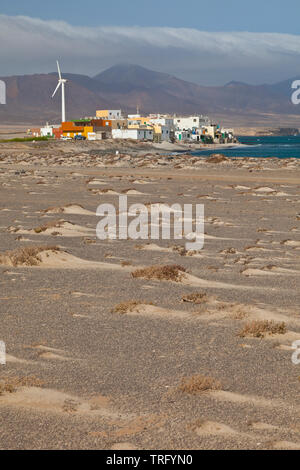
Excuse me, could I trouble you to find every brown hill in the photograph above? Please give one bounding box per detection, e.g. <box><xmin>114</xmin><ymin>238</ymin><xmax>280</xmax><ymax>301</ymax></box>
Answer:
<box><xmin>0</xmin><ymin>64</ymin><xmax>299</xmax><ymax>127</ymax></box>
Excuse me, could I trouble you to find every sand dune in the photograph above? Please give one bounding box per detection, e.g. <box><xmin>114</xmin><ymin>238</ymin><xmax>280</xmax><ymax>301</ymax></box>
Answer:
<box><xmin>42</xmin><ymin>204</ymin><xmax>94</xmax><ymax>216</ymax></box>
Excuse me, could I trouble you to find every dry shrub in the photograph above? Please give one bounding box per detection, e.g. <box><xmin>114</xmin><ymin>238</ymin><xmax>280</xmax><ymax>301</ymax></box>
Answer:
<box><xmin>181</xmin><ymin>292</ymin><xmax>208</xmax><ymax>304</ymax></box>
<box><xmin>112</xmin><ymin>301</ymin><xmax>140</xmax><ymax>314</ymax></box>
<box><xmin>132</xmin><ymin>265</ymin><xmax>186</xmax><ymax>282</ymax></box>
<box><xmin>239</xmin><ymin>320</ymin><xmax>287</xmax><ymax>338</ymax></box>
<box><xmin>34</xmin><ymin>219</ymin><xmax>65</xmax><ymax>233</ymax></box>
<box><xmin>221</xmin><ymin>248</ymin><xmax>237</xmax><ymax>255</ymax></box>
<box><xmin>262</xmin><ymin>265</ymin><xmax>277</xmax><ymax>271</ymax></box>
<box><xmin>0</xmin><ymin>376</ymin><xmax>44</xmax><ymax>395</ymax></box>
<box><xmin>121</xmin><ymin>260</ymin><xmax>132</xmax><ymax>267</ymax></box>
<box><xmin>171</xmin><ymin>245</ymin><xmax>187</xmax><ymax>256</ymax></box>
<box><xmin>231</xmin><ymin>308</ymin><xmax>247</xmax><ymax>320</ymax></box>
<box><xmin>42</xmin><ymin>204</ymin><xmax>83</xmax><ymax>214</ymax></box>
<box><xmin>99</xmin><ymin>188</ymin><xmax>114</xmax><ymax>193</ymax></box>
<box><xmin>0</xmin><ymin>246</ymin><xmax>60</xmax><ymax>267</ymax></box>
<box><xmin>111</xmin><ymin>301</ymin><xmax>151</xmax><ymax>314</ymax></box>
<box><xmin>178</xmin><ymin>374</ymin><xmax>221</xmax><ymax>395</ymax></box>
<box><xmin>83</xmin><ymin>238</ymin><xmax>96</xmax><ymax>245</ymax></box>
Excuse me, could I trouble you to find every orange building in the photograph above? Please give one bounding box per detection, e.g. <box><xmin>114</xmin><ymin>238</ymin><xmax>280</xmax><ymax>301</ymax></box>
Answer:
<box><xmin>53</xmin><ymin>128</ymin><xmax>63</xmax><ymax>140</ymax></box>
<box><xmin>61</xmin><ymin>122</ymin><xmax>93</xmax><ymax>139</ymax></box>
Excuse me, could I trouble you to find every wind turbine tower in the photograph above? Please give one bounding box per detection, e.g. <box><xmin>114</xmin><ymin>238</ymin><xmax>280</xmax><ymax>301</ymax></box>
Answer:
<box><xmin>52</xmin><ymin>61</ymin><xmax>67</xmax><ymax>123</ymax></box>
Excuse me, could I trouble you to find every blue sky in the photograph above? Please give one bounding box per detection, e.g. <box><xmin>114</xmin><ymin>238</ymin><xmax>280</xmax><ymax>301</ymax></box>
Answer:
<box><xmin>1</xmin><ymin>1</ymin><xmax>300</xmax><ymax>84</ymax></box>
<box><xmin>1</xmin><ymin>0</ymin><xmax>299</xmax><ymax>32</ymax></box>
<box><xmin>1</xmin><ymin>0</ymin><xmax>300</xmax><ymax>34</ymax></box>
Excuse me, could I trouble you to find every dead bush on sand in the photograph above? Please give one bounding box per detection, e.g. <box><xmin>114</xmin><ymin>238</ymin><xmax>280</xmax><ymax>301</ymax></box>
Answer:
<box><xmin>41</xmin><ymin>204</ymin><xmax>83</xmax><ymax>214</ymax></box>
<box><xmin>171</xmin><ymin>245</ymin><xmax>188</xmax><ymax>256</ymax></box>
<box><xmin>83</xmin><ymin>238</ymin><xmax>96</xmax><ymax>245</ymax></box>
<box><xmin>181</xmin><ymin>292</ymin><xmax>208</xmax><ymax>304</ymax></box>
<box><xmin>178</xmin><ymin>374</ymin><xmax>222</xmax><ymax>395</ymax></box>
<box><xmin>0</xmin><ymin>246</ymin><xmax>60</xmax><ymax>267</ymax></box>
<box><xmin>34</xmin><ymin>219</ymin><xmax>65</xmax><ymax>233</ymax></box>
<box><xmin>238</xmin><ymin>320</ymin><xmax>287</xmax><ymax>338</ymax></box>
<box><xmin>132</xmin><ymin>265</ymin><xmax>186</xmax><ymax>282</ymax></box>
<box><xmin>98</xmin><ymin>188</ymin><xmax>114</xmax><ymax>194</ymax></box>
<box><xmin>121</xmin><ymin>261</ymin><xmax>132</xmax><ymax>267</ymax></box>
<box><xmin>230</xmin><ymin>308</ymin><xmax>247</xmax><ymax>320</ymax></box>
<box><xmin>221</xmin><ymin>248</ymin><xmax>237</xmax><ymax>255</ymax></box>
<box><xmin>41</xmin><ymin>207</ymin><xmax>64</xmax><ymax>214</ymax></box>
<box><xmin>0</xmin><ymin>376</ymin><xmax>44</xmax><ymax>395</ymax></box>
<box><xmin>111</xmin><ymin>301</ymin><xmax>152</xmax><ymax>314</ymax></box>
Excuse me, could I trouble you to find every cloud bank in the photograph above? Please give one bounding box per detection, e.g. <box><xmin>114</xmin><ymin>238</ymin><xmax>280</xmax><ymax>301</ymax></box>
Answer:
<box><xmin>1</xmin><ymin>15</ymin><xmax>300</xmax><ymax>85</ymax></box>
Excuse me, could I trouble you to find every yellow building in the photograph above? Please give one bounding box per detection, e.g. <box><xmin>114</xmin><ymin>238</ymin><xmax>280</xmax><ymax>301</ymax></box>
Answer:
<box><xmin>96</xmin><ymin>110</ymin><xmax>122</xmax><ymax>119</ymax></box>
<box><xmin>153</xmin><ymin>124</ymin><xmax>163</xmax><ymax>142</ymax></box>
<box><xmin>128</xmin><ymin>117</ymin><xmax>151</xmax><ymax>127</ymax></box>
<box><xmin>61</xmin><ymin>122</ymin><xmax>94</xmax><ymax>139</ymax></box>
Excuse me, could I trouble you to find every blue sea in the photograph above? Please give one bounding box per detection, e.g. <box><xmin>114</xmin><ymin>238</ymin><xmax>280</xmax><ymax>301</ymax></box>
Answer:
<box><xmin>192</xmin><ymin>135</ymin><xmax>300</xmax><ymax>159</ymax></box>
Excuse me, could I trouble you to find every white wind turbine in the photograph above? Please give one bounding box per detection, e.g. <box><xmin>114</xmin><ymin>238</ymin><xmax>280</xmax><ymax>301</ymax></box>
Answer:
<box><xmin>52</xmin><ymin>60</ymin><xmax>67</xmax><ymax>122</ymax></box>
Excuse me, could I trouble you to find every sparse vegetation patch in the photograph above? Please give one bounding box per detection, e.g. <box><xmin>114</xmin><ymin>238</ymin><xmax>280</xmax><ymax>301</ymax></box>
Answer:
<box><xmin>178</xmin><ymin>374</ymin><xmax>222</xmax><ymax>395</ymax></box>
<box><xmin>34</xmin><ymin>219</ymin><xmax>66</xmax><ymax>233</ymax></box>
<box><xmin>238</xmin><ymin>320</ymin><xmax>287</xmax><ymax>338</ymax></box>
<box><xmin>181</xmin><ymin>292</ymin><xmax>209</xmax><ymax>304</ymax></box>
<box><xmin>111</xmin><ymin>301</ymin><xmax>153</xmax><ymax>314</ymax></box>
<box><xmin>0</xmin><ymin>376</ymin><xmax>44</xmax><ymax>395</ymax></box>
<box><xmin>0</xmin><ymin>246</ymin><xmax>60</xmax><ymax>267</ymax></box>
<box><xmin>132</xmin><ymin>265</ymin><xmax>186</xmax><ymax>282</ymax></box>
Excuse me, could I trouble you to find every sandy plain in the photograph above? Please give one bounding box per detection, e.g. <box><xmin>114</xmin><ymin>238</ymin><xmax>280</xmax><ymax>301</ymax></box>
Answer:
<box><xmin>0</xmin><ymin>139</ymin><xmax>299</xmax><ymax>450</ymax></box>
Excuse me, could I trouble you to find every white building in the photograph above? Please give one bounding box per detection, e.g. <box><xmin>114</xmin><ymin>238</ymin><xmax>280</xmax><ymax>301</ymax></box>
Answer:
<box><xmin>40</xmin><ymin>124</ymin><xmax>54</xmax><ymax>137</ymax></box>
<box><xmin>112</xmin><ymin>128</ymin><xmax>153</xmax><ymax>141</ymax></box>
<box><xmin>150</xmin><ymin>117</ymin><xmax>175</xmax><ymax>130</ymax></box>
<box><xmin>203</xmin><ymin>125</ymin><xmax>218</xmax><ymax>139</ymax></box>
<box><xmin>128</xmin><ymin>114</ymin><xmax>141</xmax><ymax>119</ymax></box>
<box><xmin>87</xmin><ymin>132</ymin><xmax>97</xmax><ymax>141</ymax></box>
<box><xmin>175</xmin><ymin>130</ymin><xmax>191</xmax><ymax>141</ymax></box>
<box><xmin>175</xmin><ymin>115</ymin><xmax>211</xmax><ymax>131</ymax></box>
<box><xmin>190</xmin><ymin>132</ymin><xmax>204</xmax><ymax>142</ymax></box>
<box><xmin>160</xmin><ymin>126</ymin><xmax>171</xmax><ymax>141</ymax></box>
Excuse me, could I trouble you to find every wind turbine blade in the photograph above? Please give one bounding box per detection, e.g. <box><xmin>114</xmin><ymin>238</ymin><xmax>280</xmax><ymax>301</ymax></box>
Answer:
<box><xmin>52</xmin><ymin>81</ymin><xmax>61</xmax><ymax>98</ymax></box>
<box><xmin>56</xmin><ymin>60</ymin><xmax>62</xmax><ymax>80</ymax></box>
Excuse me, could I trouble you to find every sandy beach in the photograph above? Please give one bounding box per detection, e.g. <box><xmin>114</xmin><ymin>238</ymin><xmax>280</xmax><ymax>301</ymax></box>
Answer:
<box><xmin>0</xmin><ymin>140</ymin><xmax>299</xmax><ymax>450</ymax></box>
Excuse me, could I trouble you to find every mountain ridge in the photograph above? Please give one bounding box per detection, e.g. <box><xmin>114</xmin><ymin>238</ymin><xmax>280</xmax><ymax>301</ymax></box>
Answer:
<box><xmin>0</xmin><ymin>64</ymin><xmax>299</xmax><ymax>126</ymax></box>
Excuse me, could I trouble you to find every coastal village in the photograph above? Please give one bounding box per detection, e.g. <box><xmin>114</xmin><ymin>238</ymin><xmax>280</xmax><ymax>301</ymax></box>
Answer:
<box><xmin>30</xmin><ymin>109</ymin><xmax>236</xmax><ymax>145</ymax></box>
